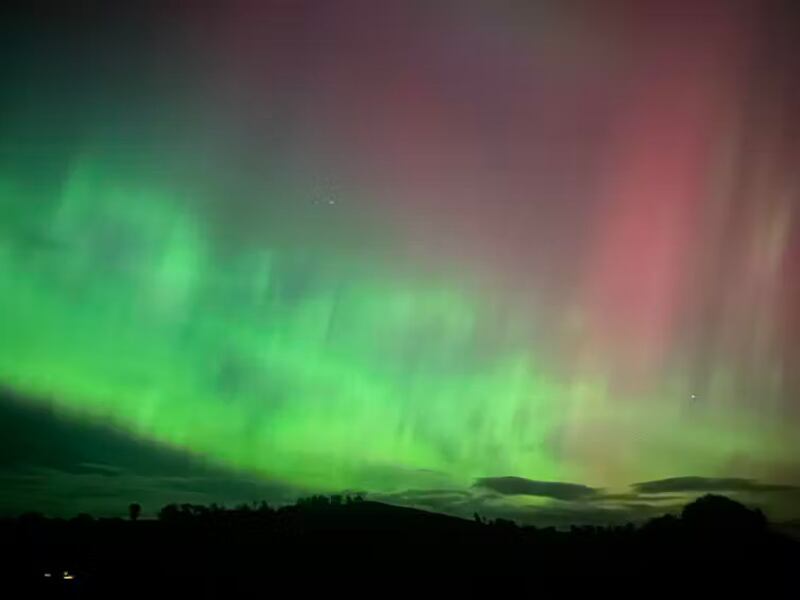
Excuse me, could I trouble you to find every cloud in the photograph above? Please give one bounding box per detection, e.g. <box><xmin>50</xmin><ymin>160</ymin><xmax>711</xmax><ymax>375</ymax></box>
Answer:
<box><xmin>0</xmin><ymin>465</ymin><xmax>298</xmax><ymax>517</ymax></box>
<box><xmin>473</xmin><ymin>476</ymin><xmax>600</xmax><ymax>500</ymax></box>
<box><xmin>70</xmin><ymin>462</ymin><xmax>124</xmax><ymax>477</ymax></box>
<box><xmin>374</xmin><ymin>488</ymin><xmax>471</xmax><ymax>501</ymax></box>
<box><xmin>371</xmin><ymin>488</ymin><xmax>473</xmax><ymax>511</ymax></box>
<box><xmin>590</xmin><ymin>492</ymin><xmax>684</xmax><ymax>503</ymax></box>
<box><xmin>514</xmin><ymin>502</ymin><xmax>679</xmax><ymax>528</ymax></box>
<box><xmin>0</xmin><ymin>390</ymin><xmax>301</xmax><ymax>517</ymax></box>
<box><xmin>632</xmin><ymin>476</ymin><xmax>799</xmax><ymax>494</ymax></box>
<box><xmin>370</xmin><ymin>485</ymin><xmax>638</xmax><ymax>528</ymax></box>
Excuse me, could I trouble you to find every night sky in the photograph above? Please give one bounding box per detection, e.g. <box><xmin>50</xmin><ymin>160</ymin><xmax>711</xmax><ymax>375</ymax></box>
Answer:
<box><xmin>1</xmin><ymin>0</ymin><xmax>799</xmax><ymax>526</ymax></box>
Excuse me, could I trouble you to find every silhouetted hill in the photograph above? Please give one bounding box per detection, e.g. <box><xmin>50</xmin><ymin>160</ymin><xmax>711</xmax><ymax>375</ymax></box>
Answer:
<box><xmin>774</xmin><ymin>518</ymin><xmax>800</xmax><ymax>541</ymax></box>
<box><xmin>0</xmin><ymin>494</ymin><xmax>796</xmax><ymax>595</ymax></box>
<box><xmin>285</xmin><ymin>498</ymin><xmax>483</xmax><ymax>532</ymax></box>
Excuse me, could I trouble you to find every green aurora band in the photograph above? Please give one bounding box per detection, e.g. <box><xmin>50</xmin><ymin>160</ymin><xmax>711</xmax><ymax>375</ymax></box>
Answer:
<box><xmin>1</xmin><ymin>158</ymin><xmax>567</xmax><ymax>492</ymax></box>
<box><xmin>0</xmin><ymin>157</ymin><xmax>792</xmax><ymax>497</ymax></box>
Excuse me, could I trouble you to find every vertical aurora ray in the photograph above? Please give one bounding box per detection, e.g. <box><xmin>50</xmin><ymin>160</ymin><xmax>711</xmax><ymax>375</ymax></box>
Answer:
<box><xmin>0</xmin><ymin>0</ymin><xmax>798</xmax><ymax>501</ymax></box>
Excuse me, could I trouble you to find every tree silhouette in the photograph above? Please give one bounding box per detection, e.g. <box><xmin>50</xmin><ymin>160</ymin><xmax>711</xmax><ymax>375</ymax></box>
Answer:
<box><xmin>128</xmin><ymin>502</ymin><xmax>142</xmax><ymax>522</ymax></box>
<box><xmin>4</xmin><ymin>490</ymin><xmax>794</xmax><ymax>592</ymax></box>
<box><xmin>681</xmin><ymin>494</ymin><xmax>766</xmax><ymax>534</ymax></box>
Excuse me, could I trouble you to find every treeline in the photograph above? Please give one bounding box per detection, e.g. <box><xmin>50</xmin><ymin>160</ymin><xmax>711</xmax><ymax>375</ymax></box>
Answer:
<box><xmin>2</xmin><ymin>493</ymin><xmax>797</xmax><ymax>593</ymax></box>
<box><xmin>155</xmin><ymin>493</ymin><xmax>366</xmax><ymax>521</ymax></box>
<box><xmin>3</xmin><ymin>493</ymin><xmax>782</xmax><ymax>540</ymax></box>
<box><xmin>139</xmin><ymin>493</ymin><xmax>785</xmax><ymax>555</ymax></box>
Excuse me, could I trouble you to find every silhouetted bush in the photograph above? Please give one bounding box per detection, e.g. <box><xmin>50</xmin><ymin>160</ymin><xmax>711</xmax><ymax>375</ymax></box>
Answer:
<box><xmin>128</xmin><ymin>503</ymin><xmax>141</xmax><ymax>522</ymax></box>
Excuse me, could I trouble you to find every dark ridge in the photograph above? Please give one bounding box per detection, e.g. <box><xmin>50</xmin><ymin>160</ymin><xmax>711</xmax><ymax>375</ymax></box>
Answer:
<box><xmin>0</xmin><ymin>493</ymin><xmax>797</xmax><ymax>594</ymax></box>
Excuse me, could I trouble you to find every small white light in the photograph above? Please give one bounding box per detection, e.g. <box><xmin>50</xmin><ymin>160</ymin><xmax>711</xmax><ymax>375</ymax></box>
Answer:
<box><xmin>43</xmin><ymin>572</ymin><xmax>51</xmax><ymax>578</ymax></box>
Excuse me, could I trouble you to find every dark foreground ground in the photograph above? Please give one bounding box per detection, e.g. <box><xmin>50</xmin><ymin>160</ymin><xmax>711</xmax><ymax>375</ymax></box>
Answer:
<box><xmin>1</xmin><ymin>494</ymin><xmax>797</xmax><ymax>597</ymax></box>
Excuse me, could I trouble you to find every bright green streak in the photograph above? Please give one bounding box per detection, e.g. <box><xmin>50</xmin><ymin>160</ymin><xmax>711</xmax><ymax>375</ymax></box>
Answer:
<box><xmin>0</xmin><ymin>159</ymin><xmax>567</xmax><ymax>492</ymax></box>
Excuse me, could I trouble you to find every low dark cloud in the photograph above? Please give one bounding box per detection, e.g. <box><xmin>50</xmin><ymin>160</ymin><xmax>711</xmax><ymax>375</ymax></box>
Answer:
<box><xmin>473</xmin><ymin>476</ymin><xmax>600</xmax><ymax>500</ymax></box>
<box><xmin>370</xmin><ymin>486</ymin><xmax>659</xmax><ymax>528</ymax></box>
<box><xmin>0</xmin><ymin>465</ymin><xmax>298</xmax><ymax>518</ymax></box>
<box><xmin>632</xmin><ymin>476</ymin><xmax>799</xmax><ymax>495</ymax></box>
<box><xmin>0</xmin><ymin>389</ymin><xmax>298</xmax><ymax>517</ymax></box>
<box><xmin>65</xmin><ymin>462</ymin><xmax>123</xmax><ymax>477</ymax></box>
<box><xmin>514</xmin><ymin>502</ymin><xmax>680</xmax><ymax>529</ymax></box>
<box><xmin>591</xmin><ymin>493</ymin><xmax>684</xmax><ymax>503</ymax></box>
<box><xmin>420</xmin><ymin>490</ymin><xmax>683</xmax><ymax>529</ymax></box>
<box><xmin>376</xmin><ymin>488</ymin><xmax>471</xmax><ymax>501</ymax></box>
<box><xmin>371</xmin><ymin>488</ymin><xmax>473</xmax><ymax>513</ymax></box>
<box><xmin>0</xmin><ymin>389</ymin><xmax>221</xmax><ymax>478</ymax></box>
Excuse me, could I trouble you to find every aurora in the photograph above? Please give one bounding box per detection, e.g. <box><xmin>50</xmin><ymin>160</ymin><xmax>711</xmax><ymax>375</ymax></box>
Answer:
<box><xmin>0</xmin><ymin>0</ymin><xmax>798</xmax><ymax>520</ymax></box>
